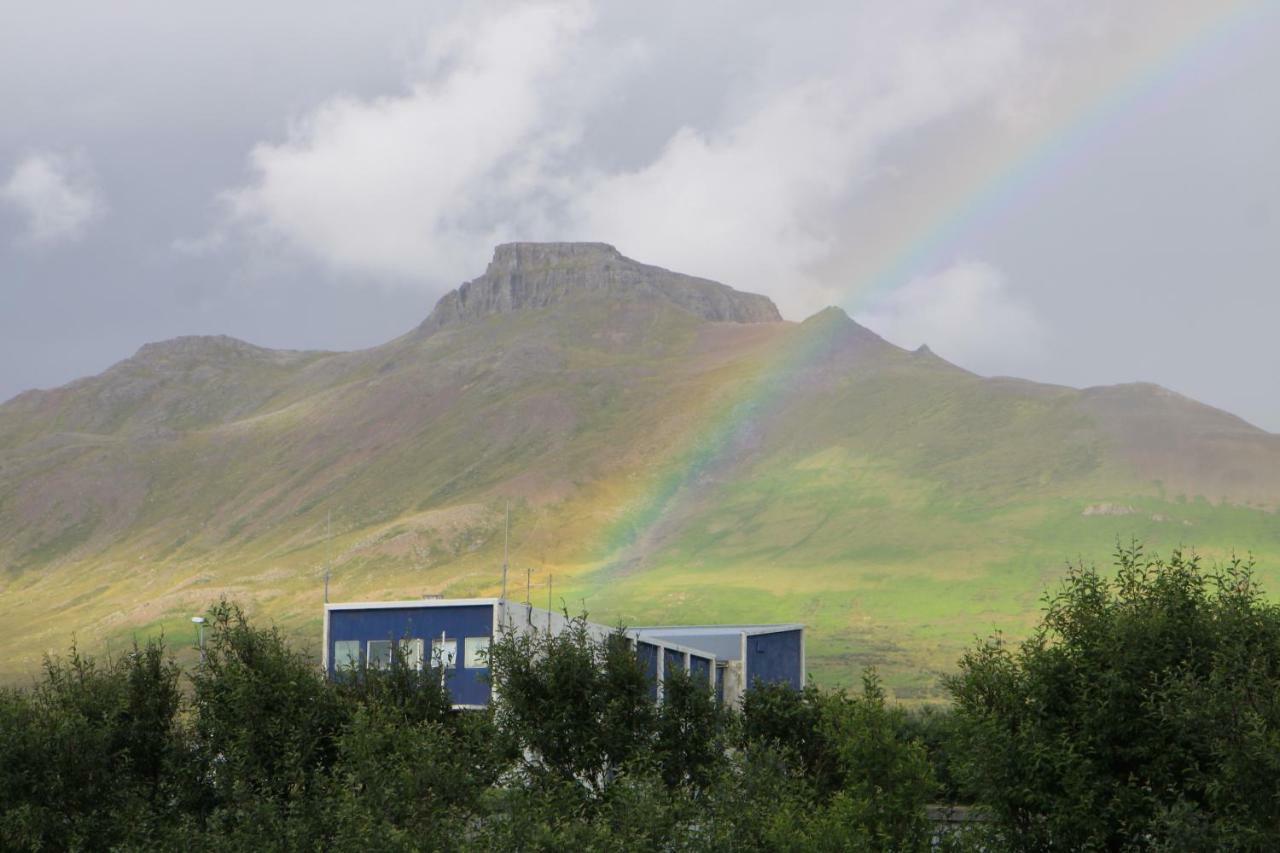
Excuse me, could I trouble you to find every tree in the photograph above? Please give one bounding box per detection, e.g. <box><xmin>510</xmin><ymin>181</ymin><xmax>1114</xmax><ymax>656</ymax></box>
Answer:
<box><xmin>486</xmin><ymin>614</ymin><xmax>657</xmax><ymax>790</ymax></box>
<box><xmin>948</xmin><ymin>543</ymin><xmax>1280</xmax><ymax>849</ymax></box>
<box><xmin>740</xmin><ymin>673</ymin><xmax>936</xmax><ymax>851</ymax></box>
<box><xmin>0</xmin><ymin>640</ymin><xmax>182</xmax><ymax>850</ymax></box>
<box><xmin>187</xmin><ymin>600</ymin><xmax>346</xmax><ymax>816</ymax></box>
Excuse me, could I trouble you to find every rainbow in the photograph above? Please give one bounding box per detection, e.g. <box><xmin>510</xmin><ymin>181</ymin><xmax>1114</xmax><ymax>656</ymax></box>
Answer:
<box><xmin>853</xmin><ymin>0</ymin><xmax>1265</xmax><ymax>310</ymax></box>
<box><xmin>589</xmin><ymin>0</ymin><xmax>1267</xmax><ymax>573</ymax></box>
<box><xmin>591</xmin><ymin>311</ymin><xmax>852</xmax><ymax>572</ymax></box>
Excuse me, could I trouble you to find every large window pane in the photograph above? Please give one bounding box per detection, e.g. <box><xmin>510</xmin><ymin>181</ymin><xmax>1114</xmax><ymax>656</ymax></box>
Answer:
<box><xmin>333</xmin><ymin>640</ymin><xmax>360</xmax><ymax>671</ymax></box>
<box><xmin>432</xmin><ymin>638</ymin><xmax>457</xmax><ymax>669</ymax></box>
<box><xmin>464</xmin><ymin>636</ymin><xmax>490</xmax><ymax>669</ymax></box>
<box><xmin>399</xmin><ymin>638</ymin><xmax>424</xmax><ymax>670</ymax></box>
<box><xmin>367</xmin><ymin>640</ymin><xmax>393</xmax><ymax>670</ymax></box>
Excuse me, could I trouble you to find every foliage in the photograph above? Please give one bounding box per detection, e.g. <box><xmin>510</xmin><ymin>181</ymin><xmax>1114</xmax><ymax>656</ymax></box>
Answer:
<box><xmin>948</xmin><ymin>543</ymin><xmax>1280</xmax><ymax>849</ymax></box>
<box><xmin>486</xmin><ymin>614</ymin><xmax>658</xmax><ymax>788</ymax></box>
<box><xmin>0</xmin><ymin>640</ymin><xmax>182</xmax><ymax>850</ymax></box>
<box><xmin>14</xmin><ymin>545</ymin><xmax>1280</xmax><ymax>850</ymax></box>
<box><xmin>188</xmin><ymin>600</ymin><xmax>348</xmax><ymax>812</ymax></box>
<box><xmin>740</xmin><ymin>674</ymin><xmax>936</xmax><ymax>851</ymax></box>
<box><xmin>0</xmin><ymin>600</ymin><xmax>945</xmax><ymax>850</ymax></box>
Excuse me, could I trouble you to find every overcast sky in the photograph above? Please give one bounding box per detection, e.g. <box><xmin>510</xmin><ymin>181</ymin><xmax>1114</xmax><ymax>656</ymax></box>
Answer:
<box><xmin>2</xmin><ymin>1</ymin><xmax>1277</xmax><ymax>430</ymax></box>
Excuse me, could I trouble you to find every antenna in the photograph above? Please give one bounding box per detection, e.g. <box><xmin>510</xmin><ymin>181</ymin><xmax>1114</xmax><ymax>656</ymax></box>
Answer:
<box><xmin>323</xmin><ymin>509</ymin><xmax>331</xmax><ymax>603</ymax></box>
<box><xmin>439</xmin><ymin>629</ymin><xmax>448</xmax><ymax>688</ymax></box>
<box><xmin>547</xmin><ymin>574</ymin><xmax>553</xmax><ymax>637</ymax></box>
<box><xmin>500</xmin><ymin>501</ymin><xmax>510</xmax><ymax>601</ymax></box>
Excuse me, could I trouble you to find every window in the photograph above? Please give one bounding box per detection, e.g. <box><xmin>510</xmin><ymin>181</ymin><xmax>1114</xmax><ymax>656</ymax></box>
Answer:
<box><xmin>464</xmin><ymin>636</ymin><xmax>491</xmax><ymax>669</ymax></box>
<box><xmin>399</xmin><ymin>638</ymin><xmax>424</xmax><ymax>670</ymax></box>
<box><xmin>432</xmin><ymin>638</ymin><xmax>457</xmax><ymax>669</ymax></box>
<box><xmin>367</xmin><ymin>640</ymin><xmax>393</xmax><ymax>670</ymax></box>
<box><xmin>333</xmin><ymin>640</ymin><xmax>360</xmax><ymax>672</ymax></box>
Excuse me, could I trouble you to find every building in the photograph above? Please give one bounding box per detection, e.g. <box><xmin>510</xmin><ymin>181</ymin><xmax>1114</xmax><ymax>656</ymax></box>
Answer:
<box><xmin>632</xmin><ymin>624</ymin><xmax>805</xmax><ymax>705</ymax></box>
<box><xmin>322</xmin><ymin>597</ymin><xmax>805</xmax><ymax>709</ymax></box>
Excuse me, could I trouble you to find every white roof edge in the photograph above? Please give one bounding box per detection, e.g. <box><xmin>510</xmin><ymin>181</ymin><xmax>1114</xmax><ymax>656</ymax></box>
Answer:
<box><xmin>326</xmin><ymin>598</ymin><xmax>500</xmax><ymax>611</ymax></box>
<box><xmin>633</xmin><ymin>624</ymin><xmax>805</xmax><ymax>636</ymax></box>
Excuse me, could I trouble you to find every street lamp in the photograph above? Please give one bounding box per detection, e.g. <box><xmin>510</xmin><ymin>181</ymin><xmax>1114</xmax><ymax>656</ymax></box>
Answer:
<box><xmin>191</xmin><ymin>616</ymin><xmax>205</xmax><ymax>663</ymax></box>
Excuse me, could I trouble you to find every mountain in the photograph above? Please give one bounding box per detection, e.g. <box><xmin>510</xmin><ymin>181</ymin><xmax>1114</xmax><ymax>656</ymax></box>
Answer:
<box><xmin>419</xmin><ymin>242</ymin><xmax>781</xmax><ymax>331</ymax></box>
<box><xmin>2</xmin><ymin>243</ymin><xmax>1278</xmax><ymax>696</ymax></box>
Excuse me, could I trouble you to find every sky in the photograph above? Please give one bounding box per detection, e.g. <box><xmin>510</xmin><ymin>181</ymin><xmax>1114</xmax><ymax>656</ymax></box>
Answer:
<box><xmin>2</xmin><ymin>0</ymin><xmax>1277</xmax><ymax>430</ymax></box>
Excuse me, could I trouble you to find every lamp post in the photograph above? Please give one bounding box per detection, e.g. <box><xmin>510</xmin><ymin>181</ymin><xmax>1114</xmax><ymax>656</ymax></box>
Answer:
<box><xmin>191</xmin><ymin>616</ymin><xmax>205</xmax><ymax>663</ymax></box>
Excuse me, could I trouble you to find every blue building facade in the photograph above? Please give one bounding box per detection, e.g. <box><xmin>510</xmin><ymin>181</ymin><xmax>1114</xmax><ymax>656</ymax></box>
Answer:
<box><xmin>323</xmin><ymin>598</ymin><xmax>804</xmax><ymax>708</ymax></box>
<box><xmin>325</xmin><ymin>600</ymin><xmax>497</xmax><ymax>707</ymax></box>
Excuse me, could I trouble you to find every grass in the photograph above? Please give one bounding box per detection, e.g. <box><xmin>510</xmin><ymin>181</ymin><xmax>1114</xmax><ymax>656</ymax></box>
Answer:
<box><xmin>1</xmin><ymin>297</ymin><xmax>1277</xmax><ymax>698</ymax></box>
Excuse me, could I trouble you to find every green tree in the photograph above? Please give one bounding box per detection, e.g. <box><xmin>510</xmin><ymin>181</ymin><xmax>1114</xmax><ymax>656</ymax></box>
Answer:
<box><xmin>0</xmin><ymin>639</ymin><xmax>182</xmax><ymax>850</ymax></box>
<box><xmin>739</xmin><ymin>673</ymin><xmax>935</xmax><ymax>851</ymax></box>
<box><xmin>486</xmin><ymin>614</ymin><xmax>657</xmax><ymax>790</ymax></box>
<box><xmin>948</xmin><ymin>543</ymin><xmax>1280</xmax><ymax>849</ymax></box>
<box><xmin>187</xmin><ymin>600</ymin><xmax>346</xmax><ymax>818</ymax></box>
<box><xmin>653</xmin><ymin>665</ymin><xmax>726</xmax><ymax>789</ymax></box>
<box><xmin>741</xmin><ymin>680</ymin><xmax>844</xmax><ymax>796</ymax></box>
<box><xmin>814</xmin><ymin>672</ymin><xmax>934</xmax><ymax>851</ymax></box>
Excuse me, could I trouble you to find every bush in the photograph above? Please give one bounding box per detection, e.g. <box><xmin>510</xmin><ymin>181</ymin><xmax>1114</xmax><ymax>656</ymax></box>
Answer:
<box><xmin>188</xmin><ymin>600</ymin><xmax>347</xmax><ymax>815</ymax></box>
<box><xmin>948</xmin><ymin>543</ymin><xmax>1280</xmax><ymax>849</ymax></box>
<box><xmin>0</xmin><ymin>640</ymin><xmax>182</xmax><ymax>850</ymax></box>
<box><xmin>486</xmin><ymin>614</ymin><xmax>658</xmax><ymax>789</ymax></box>
<box><xmin>740</xmin><ymin>672</ymin><xmax>936</xmax><ymax>851</ymax></box>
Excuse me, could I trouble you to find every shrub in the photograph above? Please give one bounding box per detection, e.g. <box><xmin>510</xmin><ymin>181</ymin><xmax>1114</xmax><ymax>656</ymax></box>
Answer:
<box><xmin>0</xmin><ymin>640</ymin><xmax>182</xmax><ymax>850</ymax></box>
<box><xmin>948</xmin><ymin>543</ymin><xmax>1280</xmax><ymax>848</ymax></box>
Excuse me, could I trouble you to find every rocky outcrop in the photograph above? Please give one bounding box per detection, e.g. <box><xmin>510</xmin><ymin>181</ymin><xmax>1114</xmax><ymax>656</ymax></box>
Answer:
<box><xmin>419</xmin><ymin>242</ymin><xmax>782</xmax><ymax>333</ymax></box>
<box><xmin>1082</xmin><ymin>503</ymin><xmax>1136</xmax><ymax>517</ymax></box>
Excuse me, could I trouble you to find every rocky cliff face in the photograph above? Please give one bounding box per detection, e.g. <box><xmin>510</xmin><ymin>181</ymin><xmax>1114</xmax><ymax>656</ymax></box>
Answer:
<box><xmin>419</xmin><ymin>242</ymin><xmax>782</xmax><ymax>333</ymax></box>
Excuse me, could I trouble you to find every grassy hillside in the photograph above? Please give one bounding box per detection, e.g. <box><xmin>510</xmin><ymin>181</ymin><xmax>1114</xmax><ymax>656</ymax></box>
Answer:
<box><xmin>2</xmin><ymin>244</ymin><xmax>1277</xmax><ymax>696</ymax></box>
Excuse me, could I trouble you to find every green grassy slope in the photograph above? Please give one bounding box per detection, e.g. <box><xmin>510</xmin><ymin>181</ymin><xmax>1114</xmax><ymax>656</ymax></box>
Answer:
<box><xmin>1</xmin><ymin>248</ymin><xmax>1277</xmax><ymax>695</ymax></box>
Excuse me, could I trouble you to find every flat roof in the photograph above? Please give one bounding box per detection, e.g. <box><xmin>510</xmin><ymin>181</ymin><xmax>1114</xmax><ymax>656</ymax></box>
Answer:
<box><xmin>632</xmin><ymin>624</ymin><xmax>804</xmax><ymax>636</ymax></box>
<box><xmin>325</xmin><ymin>598</ymin><xmax>499</xmax><ymax>610</ymax></box>
<box><xmin>324</xmin><ymin>602</ymin><xmax>803</xmax><ymax>642</ymax></box>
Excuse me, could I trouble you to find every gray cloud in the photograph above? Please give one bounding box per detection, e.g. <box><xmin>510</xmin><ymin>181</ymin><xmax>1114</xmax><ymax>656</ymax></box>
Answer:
<box><xmin>222</xmin><ymin>1</ymin><xmax>1031</xmax><ymax>319</ymax></box>
<box><xmin>0</xmin><ymin>0</ymin><xmax>1277</xmax><ymax>432</ymax></box>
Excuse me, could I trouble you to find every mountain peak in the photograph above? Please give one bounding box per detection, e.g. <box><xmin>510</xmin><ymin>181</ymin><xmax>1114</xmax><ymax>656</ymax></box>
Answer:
<box><xmin>418</xmin><ymin>242</ymin><xmax>782</xmax><ymax>333</ymax></box>
<box><xmin>797</xmin><ymin>305</ymin><xmax>894</xmax><ymax>352</ymax></box>
<box><xmin>125</xmin><ymin>335</ymin><xmax>319</xmax><ymax>375</ymax></box>
<box><xmin>132</xmin><ymin>335</ymin><xmax>264</xmax><ymax>363</ymax></box>
<box><xmin>490</xmin><ymin>241</ymin><xmax>622</xmax><ymax>266</ymax></box>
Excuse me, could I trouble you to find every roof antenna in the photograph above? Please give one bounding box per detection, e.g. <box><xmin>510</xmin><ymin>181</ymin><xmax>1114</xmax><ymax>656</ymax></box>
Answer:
<box><xmin>500</xmin><ymin>501</ymin><xmax>510</xmax><ymax>602</ymax></box>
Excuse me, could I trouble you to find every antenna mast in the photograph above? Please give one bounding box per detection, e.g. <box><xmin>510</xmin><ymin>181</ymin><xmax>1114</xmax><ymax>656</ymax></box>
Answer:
<box><xmin>500</xmin><ymin>501</ymin><xmax>510</xmax><ymax>601</ymax></box>
<box><xmin>323</xmin><ymin>509</ymin><xmax>331</xmax><ymax>603</ymax></box>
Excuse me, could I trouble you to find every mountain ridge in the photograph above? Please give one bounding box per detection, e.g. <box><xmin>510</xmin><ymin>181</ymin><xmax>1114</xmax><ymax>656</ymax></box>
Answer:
<box><xmin>0</xmin><ymin>243</ymin><xmax>1277</xmax><ymax>696</ymax></box>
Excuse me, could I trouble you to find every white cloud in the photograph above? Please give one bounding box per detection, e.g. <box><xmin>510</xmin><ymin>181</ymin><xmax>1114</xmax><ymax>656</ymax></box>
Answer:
<box><xmin>222</xmin><ymin>1</ymin><xmax>1029</xmax><ymax>302</ymax></box>
<box><xmin>1</xmin><ymin>152</ymin><xmax>103</xmax><ymax>245</ymax></box>
<box><xmin>226</xmin><ymin>0</ymin><xmax>594</xmax><ymax>285</ymax></box>
<box><xmin>856</xmin><ymin>261</ymin><xmax>1044</xmax><ymax>374</ymax></box>
<box><xmin>218</xmin><ymin>0</ymin><xmax>1234</xmax><ymax>327</ymax></box>
<box><xmin>571</xmin><ymin>13</ymin><xmax>1026</xmax><ymax>319</ymax></box>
